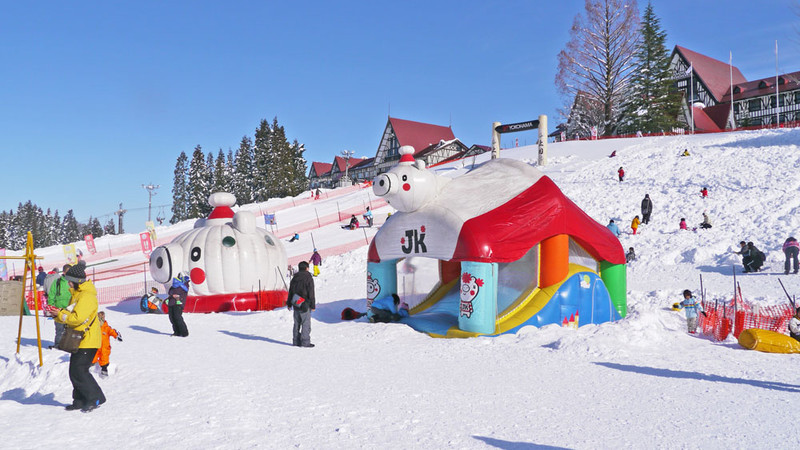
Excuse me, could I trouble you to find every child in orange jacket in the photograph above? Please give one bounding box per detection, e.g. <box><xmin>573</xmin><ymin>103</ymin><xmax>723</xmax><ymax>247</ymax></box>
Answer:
<box><xmin>631</xmin><ymin>215</ymin><xmax>641</xmax><ymax>235</ymax></box>
<box><xmin>93</xmin><ymin>311</ymin><xmax>122</xmax><ymax>378</ymax></box>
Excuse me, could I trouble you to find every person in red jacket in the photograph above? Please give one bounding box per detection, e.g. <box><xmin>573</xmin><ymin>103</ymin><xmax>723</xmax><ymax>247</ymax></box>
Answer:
<box><xmin>92</xmin><ymin>311</ymin><xmax>122</xmax><ymax>378</ymax></box>
<box><xmin>618</xmin><ymin>167</ymin><xmax>625</xmax><ymax>182</ymax></box>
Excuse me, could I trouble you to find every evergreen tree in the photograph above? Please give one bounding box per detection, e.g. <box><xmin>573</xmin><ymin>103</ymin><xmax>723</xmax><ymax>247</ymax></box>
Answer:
<box><xmin>233</xmin><ymin>136</ymin><xmax>254</xmax><ymax>205</ymax></box>
<box><xmin>268</xmin><ymin>117</ymin><xmax>291</xmax><ymax>198</ymax></box>
<box><xmin>50</xmin><ymin>210</ymin><xmax>63</xmax><ymax>244</ymax></box>
<box><xmin>104</xmin><ymin>218</ymin><xmax>116</xmax><ymax>235</ymax></box>
<box><xmin>252</xmin><ymin>119</ymin><xmax>273</xmax><ymax>202</ymax></box>
<box><xmin>0</xmin><ymin>211</ymin><xmax>9</xmax><ymax>249</ymax></box>
<box><xmin>171</xmin><ymin>151</ymin><xmax>189</xmax><ymax>224</ymax></box>
<box><xmin>206</xmin><ymin>151</ymin><xmax>215</xmax><ymax>196</ymax></box>
<box><xmin>187</xmin><ymin>145</ymin><xmax>211</xmax><ymax>218</ymax></box>
<box><xmin>287</xmin><ymin>140</ymin><xmax>309</xmax><ymax>196</ymax></box>
<box><xmin>213</xmin><ymin>149</ymin><xmax>229</xmax><ymax>193</ymax></box>
<box><xmin>88</xmin><ymin>217</ymin><xmax>104</xmax><ymax>237</ymax></box>
<box><xmin>620</xmin><ymin>2</ymin><xmax>680</xmax><ymax>133</ymax></box>
<box><xmin>62</xmin><ymin>209</ymin><xmax>81</xmax><ymax>244</ymax></box>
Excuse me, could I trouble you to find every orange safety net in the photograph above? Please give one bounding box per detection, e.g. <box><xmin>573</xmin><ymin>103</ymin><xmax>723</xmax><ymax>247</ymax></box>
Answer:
<box><xmin>698</xmin><ymin>294</ymin><xmax>794</xmax><ymax>341</ymax></box>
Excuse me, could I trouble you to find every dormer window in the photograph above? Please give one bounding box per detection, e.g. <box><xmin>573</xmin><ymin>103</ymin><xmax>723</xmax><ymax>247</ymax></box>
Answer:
<box><xmin>758</xmin><ymin>81</ymin><xmax>768</xmax><ymax>89</ymax></box>
<box><xmin>778</xmin><ymin>77</ymin><xmax>785</xmax><ymax>85</ymax></box>
<box><xmin>733</xmin><ymin>86</ymin><xmax>741</xmax><ymax>94</ymax></box>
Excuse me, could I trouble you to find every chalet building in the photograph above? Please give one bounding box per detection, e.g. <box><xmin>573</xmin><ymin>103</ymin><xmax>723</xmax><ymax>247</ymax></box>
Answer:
<box><xmin>308</xmin><ymin>162</ymin><xmax>332</xmax><ymax>189</ymax></box>
<box><xmin>307</xmin><ymin>116</ymin><xmax>478</xmax><ymax>188</ymax></box>
<box><xmin>349</xmin><ymin>157</ymin><xmax>375</xmax><ymax>183</ymax></box>
<box><xmin>328</xmin><ymin>155</ymin><xmax>365</xmax><ymax>187</ymax></box>
<box><xmin>372</xmin><ymin>117</ymin><xmax>457</xmax><ymax>174</ymax></box>
<box><xmin>670</xmin><ymin>45</ymin><xmax>800</xmax><ymax>131</ymax></box>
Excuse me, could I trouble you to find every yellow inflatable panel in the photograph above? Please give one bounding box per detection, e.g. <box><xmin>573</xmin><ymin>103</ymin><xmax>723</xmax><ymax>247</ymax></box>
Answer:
<box><xmin>737</xmin><ymin>328</ymin><xmax>800</xmax><ymax>354</ymax></box>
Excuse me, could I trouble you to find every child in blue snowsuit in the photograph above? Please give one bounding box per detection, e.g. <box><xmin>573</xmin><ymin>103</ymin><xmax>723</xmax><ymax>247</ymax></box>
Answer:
<box><xmin>367</xmin><ymin>294</ymin><xmax>409</xmax><ymax>323</ymax></box>
<box><xmin>677</xmin><ymin>289</ymin><xmax>706</xmax><ymax>334</ymax></box>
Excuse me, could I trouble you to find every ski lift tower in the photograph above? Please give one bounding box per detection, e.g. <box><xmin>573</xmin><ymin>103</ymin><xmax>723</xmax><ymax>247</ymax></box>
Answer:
<box><xmin>338</xmin><ymin>150</ymin><xmax>354</xmax><ymax>187</ymax></box>
<box><xmin>142</xmin><ymin>183</ymin><xmax>160</xmax><ymax>222</ymax></box>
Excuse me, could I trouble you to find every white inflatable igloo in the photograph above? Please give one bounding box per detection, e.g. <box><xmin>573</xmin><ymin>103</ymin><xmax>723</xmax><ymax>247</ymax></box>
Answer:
<box><xmin>149</xmin><ymin>192</ymin><xmax>288</xmax><ymax>312</ymax></box>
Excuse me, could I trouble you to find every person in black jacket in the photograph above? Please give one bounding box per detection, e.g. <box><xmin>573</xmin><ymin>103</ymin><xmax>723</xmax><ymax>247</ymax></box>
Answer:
<box><xmin>641</xmin><ymin>194</ymin><xmax>653</xmax><ymax>224</ymax></box>
<box><xmin>166</xmin><ymin>274</ymin><xmax>189</xmax><ymax>337</ymax></box>
<box><xmin>287</xmin><ymin>261</ymin><xmax>316</xmax><ymax>347</ymax></box>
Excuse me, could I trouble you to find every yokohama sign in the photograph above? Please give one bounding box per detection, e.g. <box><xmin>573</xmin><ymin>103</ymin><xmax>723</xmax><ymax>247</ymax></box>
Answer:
<box><xmin>495</xmin><ymin>120</ymin><xmax>540</xmax><ymax>134</ymax></box>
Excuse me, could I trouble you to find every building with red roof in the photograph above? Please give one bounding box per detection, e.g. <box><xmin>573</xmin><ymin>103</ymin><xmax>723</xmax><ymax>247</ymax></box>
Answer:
<box><xmin>670</xmin><ymin>46</ymin><xmax>800</xmax><ymax>130</ymax></box>
<box><xmin>308</xmin><ymin>162</ymin><xmax>332</xmax><ymax>188</ymax></box>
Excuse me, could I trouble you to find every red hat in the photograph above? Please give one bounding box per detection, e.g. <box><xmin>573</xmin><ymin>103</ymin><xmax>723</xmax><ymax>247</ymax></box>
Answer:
<box><xmin>398</xmin><ymin>146</ymin><xmax>416</xmax><ymax>164</ymax></box>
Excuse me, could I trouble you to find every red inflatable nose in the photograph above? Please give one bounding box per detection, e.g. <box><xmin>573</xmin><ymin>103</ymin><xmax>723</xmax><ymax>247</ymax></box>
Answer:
<box><xmin>191</xmin><ymin>267</ymin><xmax>206</xmax><ymax>284</ymax></box>
<box><xmin>403</xmin><ymin>183</ymin><xmax>410</xmax><ymax>191</ymax></box>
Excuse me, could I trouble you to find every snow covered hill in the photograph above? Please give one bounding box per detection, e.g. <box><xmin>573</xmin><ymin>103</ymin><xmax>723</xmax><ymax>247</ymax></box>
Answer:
<box><xmin>2</xmin><ymin>128</ymin><xmax>800</xmax><ymax>449</ymax></box>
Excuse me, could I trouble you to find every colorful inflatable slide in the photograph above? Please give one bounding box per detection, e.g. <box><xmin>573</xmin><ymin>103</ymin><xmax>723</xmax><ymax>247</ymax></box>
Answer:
<box><xmin>367</xmin><ymin>146</ymin><xmax>626</xmax><ymax>338</ymax></box>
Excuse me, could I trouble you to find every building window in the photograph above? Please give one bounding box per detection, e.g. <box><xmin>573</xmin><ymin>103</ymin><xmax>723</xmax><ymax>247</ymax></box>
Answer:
<box><xmin>386</xmin><ymin>135</ymin><xmax>399</xmax><ymax>159</ymax></box>
<box><xmin>748</xmin><ymin>99</ymin><xmax>761</xmax><ymax>111</ymax></box>
<box><xmin>733</xmin><ymin>103</ymin><xmax>740</xmax><ymax>114</ymax></box>
<box><xmin>751</xmin><ymin>118</ymin><xmax>763</xmax><ymax>126</ymax></box>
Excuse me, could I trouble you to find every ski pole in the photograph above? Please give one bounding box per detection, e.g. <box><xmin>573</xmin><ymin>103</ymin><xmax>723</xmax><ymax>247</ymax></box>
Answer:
<box><xmin>778</xmin><ymin>278</ymin><xmax>796</xmax><ymax>309</ymax></box>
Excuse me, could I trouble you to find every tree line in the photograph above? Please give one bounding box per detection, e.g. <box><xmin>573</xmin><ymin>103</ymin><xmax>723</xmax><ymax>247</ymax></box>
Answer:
<box><xmin>556</xmin><ymin>0</ymin><xmax>682</xmax><ymax>138</ymax></box>
<box><xmin>0</xmin><ymin>202</ymin><xmax>114</xmax><ymax>251</ymax></box>
<box><xmin>170</xmin><ymin>117</ymin><xmax>308</xmax><ymax>224</ymax></box>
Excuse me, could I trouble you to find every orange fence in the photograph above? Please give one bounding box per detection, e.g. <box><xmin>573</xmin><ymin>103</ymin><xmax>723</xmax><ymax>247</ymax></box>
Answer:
<box><xmin>698</xmin><ymin>295</ymin><xmax>794</xmax><ymax>341</ymax></box>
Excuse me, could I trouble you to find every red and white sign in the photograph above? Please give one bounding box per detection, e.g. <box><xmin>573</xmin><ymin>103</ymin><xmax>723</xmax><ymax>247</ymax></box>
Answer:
<box><xmin>140</xmin><ymin>232</ymin><xmax>153</xmax><ymax>256</ymax></box>
<box><xmin>590</xmin><ymin>126</ymin><xmax>598</xmax><ymax>140</ymax></box>
<box><xmin>84</xmin><ymin>234</ymin><xmax>97</xmax><ymax>255</ymax></box>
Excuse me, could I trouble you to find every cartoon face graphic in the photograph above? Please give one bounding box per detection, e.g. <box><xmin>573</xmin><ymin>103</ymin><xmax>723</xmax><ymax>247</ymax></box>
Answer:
<box><xmin>373</xmin><ymin>145</ymin><xmax>443</xmax><ymax>212</ymax></box>
<box><xmin>149</xmin><ymin>192</ymin><xmax>287</xmax><ymax>296</ymax></box>
<box><xmin>366</xmin><ymin>271</ymin><xmax>381</xmax><ymax>307</ymax></box>
<box><xmin>459</xmin><ymin>272</ymin><xmax>483</xmax><ymax>318</ymax></box>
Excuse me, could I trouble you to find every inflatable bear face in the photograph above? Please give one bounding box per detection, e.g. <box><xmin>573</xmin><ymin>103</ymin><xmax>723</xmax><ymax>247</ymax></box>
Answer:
<box><xmin>149</xmin><ymin>192</ymin><xmax>287</xmax><ymax>296</ymax></box>
<box><xmin>373</xmin><ymin>145</ymin><xmax>447</xmax><ymax>212</ymax></box>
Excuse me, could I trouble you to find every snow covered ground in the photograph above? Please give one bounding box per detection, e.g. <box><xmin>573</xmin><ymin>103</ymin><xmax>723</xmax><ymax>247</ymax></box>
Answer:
<box><xmin>3</xmin><ymin>128</ymin><xmax>800</xmax><ymax>449</ymax></box>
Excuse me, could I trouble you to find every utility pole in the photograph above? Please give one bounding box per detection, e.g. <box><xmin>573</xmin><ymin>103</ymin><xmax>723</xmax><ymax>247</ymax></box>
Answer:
<box><xmin>114</xmin><ymin>203</ymin><xmax>127</xmax><ymax>234</ymax></box>
<box><xmin>340</xmin><ymin>150</ymin><xmax>354</xmax><ymax>187</ymax></box>
<box><xmin>142</xmin><ymin>183</ymin><xmax>160</xmax><ymax>222</ymax></box>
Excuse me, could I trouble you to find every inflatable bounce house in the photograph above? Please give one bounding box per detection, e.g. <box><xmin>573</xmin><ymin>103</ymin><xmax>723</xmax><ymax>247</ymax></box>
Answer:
<box><xmin>367</xmin><ymin>146</ymin><xmax>627</xmax><ymax>338</ymax></box>
<box><xmin>149</xmin><ymin>192</ymin><xmax>288</xmax><ymax>313</ymax></box>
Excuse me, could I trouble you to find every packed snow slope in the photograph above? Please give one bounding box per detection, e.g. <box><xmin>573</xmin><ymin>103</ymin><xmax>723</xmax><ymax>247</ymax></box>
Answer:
<box><xmin>3</xmin><ymin>128</ymin><xmax>800</xmax><ymax>449</ymax></box>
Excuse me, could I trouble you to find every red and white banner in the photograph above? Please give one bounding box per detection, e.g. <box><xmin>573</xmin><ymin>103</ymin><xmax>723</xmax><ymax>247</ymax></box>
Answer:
<box><xmin>590</xmin><ymin>126</ymin><xmax>598</xmax><ymax>140</ymax></box>
<box><xmin>140</xmin><ymin>232</ymin><xmax>153</xmax><ymax>256</ymax></box>
<box><xmin>84</xmin><ymin>234</ymin><xmax>97</xmax><ymax>255</ymax></box>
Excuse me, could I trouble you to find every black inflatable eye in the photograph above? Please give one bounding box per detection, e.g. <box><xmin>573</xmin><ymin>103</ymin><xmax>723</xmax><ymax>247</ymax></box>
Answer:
<box><xmin>156</xmin><ymin>256</ymin><xmax>163</xmax><ymax>269</ymax></box>
<box><xmin>265</xmin><ymin>236</ymin><xmax>274</xmax><ymax>246</ymax></box>
<box><xmin>402</xmin><ymin>175</ymin><xmax>408</xmax><ymax>181</ymax></box>
<box><xmin>191</xmin><ymin>247</ymin><xmax>201</xmax><ymax>262</ymax></box>
<box><xmin>379</xmin><ymin>180</ymin><xmax>385</xmax><ymax>187</ymax></box>
<box><xmin>223</xmin><ymin>236</ymin><xmax>236</xmax><ymax>247</ymax></box>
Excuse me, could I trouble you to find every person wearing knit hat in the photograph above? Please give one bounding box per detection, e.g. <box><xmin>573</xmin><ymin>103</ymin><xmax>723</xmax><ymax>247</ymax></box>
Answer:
<box><xmin>64</xmin><ymin>260</ymin><xmax>88</xmax><ymax>284</ymax></box>
<box><xmin>46</xmin><ymin>259</ymin><xmax>105</xmax><ymax>412</ymax></box>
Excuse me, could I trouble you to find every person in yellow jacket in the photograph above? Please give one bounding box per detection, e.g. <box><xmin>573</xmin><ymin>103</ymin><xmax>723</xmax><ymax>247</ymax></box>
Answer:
<box><xmin>631</xmin><ymin>215</ymin><xmax>641</xmax><ymax>235</ymax></box>
<box><xmin>48</xmin><ymin>261</ymin><xmax>106</xmax><ymax>413</ymax></box>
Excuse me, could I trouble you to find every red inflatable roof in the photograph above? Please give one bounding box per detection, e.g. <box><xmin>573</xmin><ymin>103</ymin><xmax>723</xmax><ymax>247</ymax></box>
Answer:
<box><xmin>368</xmin><ymin>175</ymin><xmax>625</xmax><ymax>265</ymax></box>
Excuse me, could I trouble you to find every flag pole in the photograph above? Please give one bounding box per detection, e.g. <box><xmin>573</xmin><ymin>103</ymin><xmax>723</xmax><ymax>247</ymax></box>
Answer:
<box><xmin>775</xmin><ymin>40</ymin><xmax>779</xmax><ymax>128</ymax></box>
<box><xmin>690</xmin><ymin>66</ymin><xmax>694</xmax><ymax>134</ymax></box>
<box><xmin>730</xmin><ymin>51</ymin><xmax>735</xmax><ymax>129</ymax></box>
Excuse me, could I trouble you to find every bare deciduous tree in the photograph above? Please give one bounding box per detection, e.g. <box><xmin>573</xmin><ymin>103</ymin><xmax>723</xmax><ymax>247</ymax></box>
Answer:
<box><xmin>556</xmin><ymin>0</ymin><xmax>640</xmax><ymax>137</ymax></box>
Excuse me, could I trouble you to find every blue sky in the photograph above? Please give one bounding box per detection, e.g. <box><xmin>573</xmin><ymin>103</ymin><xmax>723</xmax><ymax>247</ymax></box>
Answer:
<box><xmin>1</xmin><ymin>0</ymin><xmax>798</xmax><ymax>233</ymax></box>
